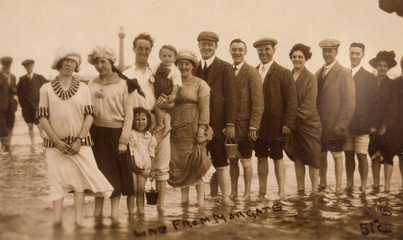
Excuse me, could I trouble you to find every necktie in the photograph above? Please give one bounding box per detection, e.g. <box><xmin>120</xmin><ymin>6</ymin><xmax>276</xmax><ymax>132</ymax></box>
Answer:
<box><xmin>203</xmin><ymin>61</ymin><xmax>207</xmax><ymax>71</ymax></box>
<box><xmin>233</xmin><ymin>66</ymin><xmax>237</xmax><ymax>71</ymax></box>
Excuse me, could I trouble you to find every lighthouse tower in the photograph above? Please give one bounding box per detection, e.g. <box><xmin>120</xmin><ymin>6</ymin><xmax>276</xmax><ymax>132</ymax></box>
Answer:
<box><xmin>117</xmin><ymin>27</ymin><xmax>131</xmax><ymax>72</ymax></box>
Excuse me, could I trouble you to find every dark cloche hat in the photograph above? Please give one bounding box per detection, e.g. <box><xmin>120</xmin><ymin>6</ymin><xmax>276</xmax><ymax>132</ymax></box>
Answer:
<box><xmin>369</xmin><ymin>50</ymin><xmax>397</xmax><ymax>69</ymax></box>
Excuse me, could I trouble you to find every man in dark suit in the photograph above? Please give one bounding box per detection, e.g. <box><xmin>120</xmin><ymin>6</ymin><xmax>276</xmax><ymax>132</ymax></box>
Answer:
<box><xmin>315</xmin><ymin>39</ymin><xmax>355</xmax><ymax>193</ymax></box>
<box><xmin>228</xmin><ymin>38</ymin><xmax>264</xmax><ymax>198</ymax></box>
<box><xmin>17</xmin><ymin>59</ymin><xmax>47</xmax><ymax>146</ymax></box>
<box><xmin>253</xmin><ymin>37</ymin><xmax>297</xmax><ymax>198</ymax></box>
<box><xmin>195</xmin><ymin>31</ymin><xmax>237</xmax><ymax>204</ymax></box>
<box><xmin>0</xmin><ymin>56</ymin><xmax>18</xmax><ymax>152</ymax></box>
<box><xmin>343</xmin><ymin>43</ymin><xmax>378</xmax><ymax>193</ymax></box>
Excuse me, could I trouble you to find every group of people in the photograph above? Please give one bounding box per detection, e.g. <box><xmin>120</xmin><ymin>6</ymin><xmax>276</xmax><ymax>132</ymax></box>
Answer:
<box><xmin>1</xmin><ymin>31</ymin><xmax>402</xmax><ymax>229</ymax></box>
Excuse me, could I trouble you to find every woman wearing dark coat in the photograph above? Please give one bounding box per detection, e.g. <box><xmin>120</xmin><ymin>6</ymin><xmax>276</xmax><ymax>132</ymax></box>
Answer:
<box><xmin>368</xmin><ymin>50</ymin><xmax>397</xmax><ymax>192</ymax></box>
<box><xmin>285</xmin><ymin>44</ymin><xmax>322</xmax><ymax>193</ymax></box>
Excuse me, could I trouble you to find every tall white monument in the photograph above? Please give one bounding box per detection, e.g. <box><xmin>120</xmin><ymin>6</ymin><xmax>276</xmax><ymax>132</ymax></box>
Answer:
<box><xmin>117</xmin><ymin>27</ymin><xmax>131</xmax><ymax>72</ymax></box>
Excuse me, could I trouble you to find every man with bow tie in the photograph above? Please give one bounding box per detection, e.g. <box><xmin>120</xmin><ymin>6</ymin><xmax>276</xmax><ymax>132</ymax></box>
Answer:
<box><xmin>17</xmin><ymin>59</ymin><xmax>47</xmax><ymax>146</ymax></box>
<box><xmin>253</xmin><ymin>37</ymin><xmax>297</xmax><ymax>199</ymax></box>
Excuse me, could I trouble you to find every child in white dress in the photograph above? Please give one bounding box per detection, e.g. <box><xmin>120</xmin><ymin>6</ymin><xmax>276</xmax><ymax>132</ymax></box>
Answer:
<box><xmin>129</xmin><ymin>107</ymin><xmax>157</xmax><ymax>215</ymax></box>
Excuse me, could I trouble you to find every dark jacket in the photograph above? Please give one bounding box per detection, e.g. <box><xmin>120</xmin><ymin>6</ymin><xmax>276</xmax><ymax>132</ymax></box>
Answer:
<box><xmin>374</xmin><ymin>76</ymin><xmax>394</xmax><ymax>128</ymax></box>
<box><xmin>315</xmin><ymin>61</ymin><xmax>355</xmax><ymax>141</ymax></box>
<box><xmin>234</xmin><ymin>62</ymin><xmax>264</xmax><ymax>141</ymax></box>
<box><xmin>0</xmin><ymin>71</ymin><xmax>17</xmax><ymax>112</ymax></box>
<box><xmin>384</xmin><ymin>76</ymin><xmax>403</xmax><ymax>152</ymax></box>
<box><xmin>257</xmin><ymin>61</ymin><xmax>297</xmax><ymax>141</ymax></box>
<box><xmin>195</xmin><ymin>57</ymin><xmax>237</xmax><ymax>139</ymax></box>
<box><xmin>348</xmin><ymin>67</ymin><xmax>379</xmax><ymax>135</ymax></box>
<box><xmin>17</xmin><ymin>73</ymin><xmax>48</xmax><ymax>109</ymax></box>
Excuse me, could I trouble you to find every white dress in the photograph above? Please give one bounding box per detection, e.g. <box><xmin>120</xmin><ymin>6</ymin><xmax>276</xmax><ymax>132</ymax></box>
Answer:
<box><xmin>37</xmin><ymin>77</ymin><xmax>114</xmax><ymax>201</ymax></box>
<box><xmin>128</xmin><ymin>130</ymin><xmax>157</xmax><ymax>177</ymax></box>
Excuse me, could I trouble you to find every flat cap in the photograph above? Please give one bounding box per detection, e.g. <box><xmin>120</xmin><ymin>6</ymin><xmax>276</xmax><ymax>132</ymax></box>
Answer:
<box><xmin>1</xmin><ymin>56</ymin><xmax>13</xmax><ymax>65</ymax></box>
<box><xmin>319</xmin><ymin>39</ymin><xmax>340</xmax><ymax>49</ymax></box>
<box><xmin>253</xmin><ymin>37</ymin><xmax>278</xmax><ymax>48</ymax></box>
<box><xmin>197</xmin><ymin>31</ymin><xmax>219</xmax><ymax>42</ymax></box>
<box><xmin>21</xmin><ymin>59</ymin><xmax>35</xmax><ymax>66</ymax></box>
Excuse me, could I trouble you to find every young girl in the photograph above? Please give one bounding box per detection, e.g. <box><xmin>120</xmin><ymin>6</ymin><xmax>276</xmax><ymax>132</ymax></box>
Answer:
<box><xmin>152</xmin><ymin>45</ymin><xmax>182</xmax><ymax>137</ymax></box>
<box><xmin>129</xmin><ymin>107</ymin><xmax>157</xmax><ymax>215</ymax></box>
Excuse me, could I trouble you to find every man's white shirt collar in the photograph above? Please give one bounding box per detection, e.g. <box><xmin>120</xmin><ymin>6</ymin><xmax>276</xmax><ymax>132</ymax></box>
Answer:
<box><xmin>201</xmin><ymin>55</ymin><xmax>216</xmax><ymax>69</ymax></box>
<box><xmin>350</xmin><ymin>64</ymin><xmax>361</xmax><ymax>77</ymax></box>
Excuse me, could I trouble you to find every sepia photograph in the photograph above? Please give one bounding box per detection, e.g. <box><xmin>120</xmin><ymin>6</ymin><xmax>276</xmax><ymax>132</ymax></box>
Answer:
<box><xmin>0</xmin><ymin>0</ymin><xmax>402</xmax><ymax>239</ymax></box>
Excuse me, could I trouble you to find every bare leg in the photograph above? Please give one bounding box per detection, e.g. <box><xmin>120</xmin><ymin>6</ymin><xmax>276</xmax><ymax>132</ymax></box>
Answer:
<box><xmin>357</xmin><ymin>153</ymin><xmax>368</xmax><ymax>193</ymax></box>
<box><xmin>242</xmin><ymin>159</ymin><xmax>253</xmax><ymax>197</ymax></box>
<box><xmin>136</xmin><ymin>174</ymin><xmax>146</xmax><ymax>215</ymax></box>
<box><xmin>127</xmin><ymin>195</ymin><xmax>135</xmax><ymax>216</ymax></box>
<box><xmin>156</xmin><ymin>180</ymin><xmax>166</xmax><ymax>211</ymax></box>
<box><xmin>399</xmin><ymin>156</ymin><xmax>403</xmax><ymax>189</ymax></box>
<box><xmin>332</xmin><ymin>151</ymin><xmax>343</xmax><ymax>193</ymax></box>
<box><xmin>384</xmin><ymin>162</ymin><xmax>393</xmax><ymax>192</ymax></box>
<box><xmin>294</xmin><ymin>158</ymin><xmax>305</xmax><ymax>191</ymax></box>
<box><xmin>372</xmin><ymin>157</ymin><xmax>381</xmax><ymax>189</ymax></box>
<box><xmin>110</xmin><ymin>196</ymin><xmax>121</xmax><ymax>226</ymax></box>
<box><xmin>180</xmin><ymin>187</ymin><xmax>189</xmax><ymax>203</ymax></box>
<box><xmin>216</xmin><ymin>166</ymin><xmax>231</xmax><ymax>203</ymax></box>
<box><xmin>274</xmin><ymin>159</ymin><xmax>286</xmax><ymax>198</ymax></box>
<box><xmin>229</xmin><ymin>158</ymin><xmax>239</xmax><ymax>198</ymax></box>
<box><xmin>28</xmin><ymin>123</ymin><xmax>35</xmax><ymax>145</ymax></box>
<box><xmin>153</xmin><ymin>106</ymin><xmax>165</xmax><ymax>133</ymax></box>
<box><xmin>309</xmin><ymin>166</ymin><xmax>319</xmax><ymax>193</ymax></box>
<box><xmin>94</xmin><ymin>197</ymin><xmax>104</xmax><ymax>227</ymax></box>
<box><xmin>53</xmin><ymin>197</ymin><xmax>64</xmax><ymax>225</ymax></box>
<box><xmin>345</xmin><ymin>151</ymin><xmax>355</xmax><ymax>189</ymax></box>
<box><xmin>74</xmin><ymin>192</ymin><xmax>84</xmax><ymax>226</ymax></box>
<box><xmin>196</xmin><ymin>183</ymin><xmax>205</xmax><ymax>206</ymax></box>
<box><xmin>257</xmin><ymin>157</ymin><xmax>269</xmax><ymax>196</ymax></box>
<box><xmin>319</xmin><ymin>152</ymin><xmax>328</xmax><ymax>189</ymax></box>
<box><xmin>162</xmin><ymin>112</ymin><xmax>171</xmax><ymax>137</ymax></box>
<box><xmin>37</xmin><ymin>124</ymin><xmax>45</xmax><ymax>139</ymax></box>
<box><xmin>209</xmin><ymin>172</ymin><xmax>218</xmax><ymax>196</ymax></box>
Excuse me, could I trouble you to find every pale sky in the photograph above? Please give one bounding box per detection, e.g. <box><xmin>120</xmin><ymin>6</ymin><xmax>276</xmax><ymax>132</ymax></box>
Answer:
<box><xmin>0</xmin><ymin>0</ymin><xmax>402</xmax><ymax>79</ymax></box>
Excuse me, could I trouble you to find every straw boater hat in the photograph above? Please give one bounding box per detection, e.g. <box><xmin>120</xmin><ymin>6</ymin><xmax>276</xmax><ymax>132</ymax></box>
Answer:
<box><xmin>21</xmin><ymin>59</ymin><xmax>34</xmax><ymax>66</ymax></box>
<box><xmin>51</xmin><ymin>46</ymin><xmax>82</xmax><ymax>70</ymax></box>
<box><xmin>87</xmin><ymin>45</ymin><xmax>117</xmax><ymax>65</ymax></box>
<box><xmin>369</xmin><ymin>50</ymin><xmax>397</xmax><ymax>69</ymax></box>
<box><xmin>175</xmin><ymin>50</ymin><xmax>198</xmax><ymax>68</ymax></box>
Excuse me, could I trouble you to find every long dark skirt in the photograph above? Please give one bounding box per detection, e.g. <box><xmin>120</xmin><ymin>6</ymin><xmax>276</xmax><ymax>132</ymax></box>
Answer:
<box><xmin>90</xmin><ymin>126</ymin><xmax>134</xmax><ymax>198</ymax></box>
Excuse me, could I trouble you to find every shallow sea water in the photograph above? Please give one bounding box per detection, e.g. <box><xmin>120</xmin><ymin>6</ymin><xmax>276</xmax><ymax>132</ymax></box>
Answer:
<box><xmin>1</xmin><ymin>112</ymin><xmax>403</xmax><ymax>240</ymax></box>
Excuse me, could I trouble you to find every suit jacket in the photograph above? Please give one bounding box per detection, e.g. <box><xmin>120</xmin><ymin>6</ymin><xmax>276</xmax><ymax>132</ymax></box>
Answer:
<box><xmin>0</xmin><ymin>71</ymin><xmax>17</xmax><ymax>112</ymax></box>
<box><xmin>294</xmin><ymin>67</ymin><xmax>322</xmax><ymax>136</ymax></box>
<box><xmin>315</xmin><ymin>61</ymin><xmax>355</xmax><ymax>141</ymax></box>
<box><xmin>195</xmin><ymin>57</ymin><xmax>237</xmax><ymax>139</ymax></box>
<box><xmin>384</xmin><ymin>76</ymin><xmax>403</xmax><ymax>152</ymax></box>
<box><xmin>234</xmin><ymin>62</ymin><xmax>264</xmax><ymax>141</ymax></box>
<box><xmin>348</xmin><ymin>67</ymin><xmax>378</xmax><ymax>135</ymax></box>
<box><xmin>375</xmin><ymin>76</ymin><xmax>394</xmax><ymax>128</ymax></box>
<box><xmin>258</xmin><ymin>61</ymin><xmax>297</xmax><ymax>140</ymax></box>
<box><xmin>17</xmin><ymin>73</ymin><xmax>48</xmax><ymax>109</ymax></box>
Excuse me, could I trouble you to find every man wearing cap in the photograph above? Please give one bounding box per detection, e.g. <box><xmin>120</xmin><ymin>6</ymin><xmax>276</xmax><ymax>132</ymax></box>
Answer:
<box><xmin>195</xmin><ymin>31</ymin><xmax>237</xmax><ymax>204</ymax></box>
<box><xmin>228</xmin><ymin>38</ymin><xmax>264</xmax><ymax>198</ymax></box>
<box><xmin>253</xmin><ymin>37</ymin><xmax>297</xmax><ymax>198</ymax></box>
<box><xmin>315</xmin><ymin>39</ymin><xmax>355</xmax><ymax>193</ymax></box>
<box><xmin>0</xmin><ymin>56</ymin><xmax>18</xmax><ymax>152</ymax></box>
<box><xmin>343</xmin><ymin>43</ymin><xmax>378</xmax><ymax>193</ymax></box>
<box><xmin>17</xmin><ymin>59</ymin><xmax>47</xmax><ymax>146</ymax></box>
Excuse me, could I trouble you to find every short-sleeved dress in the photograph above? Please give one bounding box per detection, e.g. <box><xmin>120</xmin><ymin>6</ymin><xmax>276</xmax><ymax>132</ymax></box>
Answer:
<box><xmin>88</xmin><ymin>73</ymin><xmax>134</xmax><ymax>197</ymax></box>
<box><xmin>128</xmin><ymin>130</ymin><xmax>157</xmax><ymax>178</ymax></box>
<box><xmin>37</xmin><ymin>77</ymin><xmax>113</xmax><ymax>201</ymax></box>
<box><xmin>168</xmin><ymin>76</ymin><xmax>212</xmax><ymax>188</ymax></box>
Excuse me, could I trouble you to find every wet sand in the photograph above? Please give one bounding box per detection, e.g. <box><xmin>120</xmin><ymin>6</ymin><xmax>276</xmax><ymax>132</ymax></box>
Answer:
<box><xmin>1</xmin><ymin>112</ymin><xmax>403</xmax><ymax>240</ymax></box>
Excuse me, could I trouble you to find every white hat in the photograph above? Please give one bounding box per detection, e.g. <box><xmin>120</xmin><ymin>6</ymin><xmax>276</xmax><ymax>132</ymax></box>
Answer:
<box><xmin>87</xmin><ymin>45</ymin><xmax>117</xmax><ymax>65</ymax></box>
<box><xmin>51</xmin><ymin>46</ymin><xmax>82</xmax><ymax>70</ymax></box>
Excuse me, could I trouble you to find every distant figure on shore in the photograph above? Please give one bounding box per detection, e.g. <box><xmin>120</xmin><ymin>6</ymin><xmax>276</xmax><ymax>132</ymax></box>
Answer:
<box><xmin>17</xmin><ymin>59</ymin><xmax>47</xmax><ymax>146</ymax></box>
<box><xmin>87</xmin><ymin>45</ymin><xmax>135</xmax><ymax>227</ymax></box>
<box><xmin>253</xmin><ymin>37</ymin><xmax>297</xmax><ymax>199</ymax></box>
<box><xmin>0</xmin><ymin>56</ymin><xmax>17</xmax><ymax>152</ymax></box>
<box><xmin>343</xmin><ymin>43</ymin><xmax>378</xmax><ymax>193</ymax></box>
<box><xmin>285</xmin><ymin>43</ymin><xmax>322</xmax><ymax>194</ymax></box>
<box><xmin>228</xmin><ymin>38</ymin><xmax>263</xmax><ymax>199</ymax></box>
<box><xmin>315</xmin><ymin>39</ymin><xmax>355</xmax><ymax>194</ymax></box>
<box><xmin>368</xmin><ymin>50</ymin><xmax>397</xmax><ymax>192</ymax></box>
<box><xmin>384</xmin><ymin>55</ymin><xmax>403</xmax><ymax>189</ymax></box>
<box><xmin>37</xmin><ymin>47</ymin><xmax>113</xmax><ymax>228</ymax></box>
